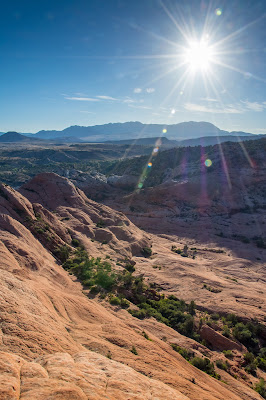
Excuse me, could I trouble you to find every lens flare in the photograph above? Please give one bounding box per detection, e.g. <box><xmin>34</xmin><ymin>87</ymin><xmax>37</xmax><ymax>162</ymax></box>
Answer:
<box><xmin>215</xmin><ymin>8</ymin><xmax>222</xmax><ymax>16</ymax></box>
<box><xmin>184</xmin><ymin>39</ymin><xmax>213</xmax><ymax>71</ymax></box>
<box><xmin>162</xmin><ymin>128</ymin><xmax>167</xmax><ymax>133</ymax></box>
<box><xmin>148</xmin><ymin>162</ymin><xmax>152</xmax><ymax>167</ymax></box>
<box><xmin>205</xmin><ymin>159</ymin><xmax>212</xmax><ymax>167</ymax></box>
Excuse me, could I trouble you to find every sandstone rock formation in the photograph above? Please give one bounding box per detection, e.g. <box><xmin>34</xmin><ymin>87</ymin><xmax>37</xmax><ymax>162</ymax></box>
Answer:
<box><xmin>0</xmin><ymin>351</ymin><xmax>190</xmax><ymax>400</ymax></box>
<box><xmin>20</xmin><ymin>173</ymin><xmax>151</xmax><ymax>258</ymax></box>
<box><xmin>0</xmin><ymin>173</ymin><xmax>264</xmax><ymax>400</ymax></box>
<box><xmin>200</xmin><ymin>325</ymin><xmax>247</xmax><ymax>352</ymax></box>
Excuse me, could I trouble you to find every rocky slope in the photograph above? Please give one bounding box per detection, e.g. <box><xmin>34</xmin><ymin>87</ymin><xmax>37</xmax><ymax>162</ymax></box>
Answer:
<box><xmin>0</xmin><ymin>173</ymin><xmax>265</xmax><ymax>399</ymax></box>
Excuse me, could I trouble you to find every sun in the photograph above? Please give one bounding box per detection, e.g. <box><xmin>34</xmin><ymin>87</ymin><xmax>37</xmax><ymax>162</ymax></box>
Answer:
<box><xmin>184</xmin><ymin>39</ymin><xmax>214</xmax><ymax>72</ymax></box>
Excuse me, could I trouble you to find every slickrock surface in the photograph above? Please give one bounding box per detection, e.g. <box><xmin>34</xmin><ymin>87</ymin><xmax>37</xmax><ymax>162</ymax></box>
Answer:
<box><xmin>20</xmin><ymin>173</ymin><xmax>150</xmax><ymax>258</ymax></box>
<box><xmin>0</xmin><ymin>351</ymin><xmax>189</xmax><ymax>400</ymax></box>
<box><xmin>0</xmin><ymin>173</ymin><xmax>264</xmax><ymax>399</ymax></box>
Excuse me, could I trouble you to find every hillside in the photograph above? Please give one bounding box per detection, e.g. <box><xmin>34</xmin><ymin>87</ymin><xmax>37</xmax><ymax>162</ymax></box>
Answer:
<box><xmin>100</xmin><ymin>137</ymin><xmax>266</xmax><ymax>190</ymax></box>
<box><xmin>0</xmin><ymin>131</ymin><xmax>43</xmax><ymax>143</ymax></box>
<box><xmin>0</xmin><ymin>173</ymin><xmax>265</xmax><ymax>399</ymax></box>
<box><xmin>106</xmin><ymin>134</ymin><xmax>264</xmax><ymax>148</ymax></box>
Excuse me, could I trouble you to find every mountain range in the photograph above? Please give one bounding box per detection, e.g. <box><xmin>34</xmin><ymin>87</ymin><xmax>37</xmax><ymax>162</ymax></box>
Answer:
<box><xmin>0</xmin><ymin>121</ymin><xmax>256</xmax><ymax>142</ymax></box>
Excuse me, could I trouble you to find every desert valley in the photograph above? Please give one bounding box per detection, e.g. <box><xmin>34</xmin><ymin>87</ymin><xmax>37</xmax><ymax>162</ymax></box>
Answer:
<box><xmin>0</xmin><ymin>126</ymin><xmax>265</xmax><ymax>399</ymax></box>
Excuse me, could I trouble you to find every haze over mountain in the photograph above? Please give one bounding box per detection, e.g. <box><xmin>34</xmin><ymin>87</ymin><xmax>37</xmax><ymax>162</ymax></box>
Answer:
<box><xmin>20</xmin><ymin>121</ymin><xmax>255</xmax><ymax>142</ymax></box>
<box><xmin>106</xmin><ymin>134</ymin><xmax>264</xmax><ymax>148</ymax></box>
<box><xmin>0</xmin><ymin>131</ymin><xmax>43</xmax><ymax>143</ymax></box>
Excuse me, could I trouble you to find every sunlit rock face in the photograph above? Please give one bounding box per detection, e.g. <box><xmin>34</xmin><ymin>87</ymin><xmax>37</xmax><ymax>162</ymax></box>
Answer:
<box><xmin>0</xmin><ymin>172</ymin><xmax>264</xmax><ymax>400</ymax></box>
<box><xmin>0</xmin><ymin>351</ymin><xmax>189</xmax><ymax>400</ymax></box>
<box><xmin>20</xmin><ymin>173</ymin><xmax>151</xmax><ymax>257</ymax></box>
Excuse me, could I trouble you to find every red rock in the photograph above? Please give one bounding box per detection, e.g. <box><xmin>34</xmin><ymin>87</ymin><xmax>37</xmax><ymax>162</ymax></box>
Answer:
<box><xmin>200</xmin><ymin>325</ymin><xmax>246</xmax><ymax>352</ymax></box>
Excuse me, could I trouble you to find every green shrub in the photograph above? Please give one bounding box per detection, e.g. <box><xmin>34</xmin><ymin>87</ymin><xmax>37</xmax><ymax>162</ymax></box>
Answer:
<box><xmin>142</xmin><ymin>331</ymin><xmax>151</xmax><ymax>340</ymax></box>
<box><xmin>190</xmin><ymin>357</ymin><xmax>219</xmax><ymax>378</ymax></box>
<box><xmin>129</xmin><ymin>296</ymin><xmax>199</xmax><ymax>341</ymax></box>
<box><xmin>128</xmin><ymin>309</ymin><xmax>147</xmax><ymax>319</ymax></box>
<box><xmin>63</xmin><ymin>252</ymin><xmax>116</xmax><ymax>291</ymax></box>
<box><xmin>131</xmin><ymin>345</ymin><xmax>138</xmax><ymax>355</ymax></box>
<box><xmin>256</xmin><ymin>356</ymin><xmax>266</xmax><ymax>371</ymax></box>
<box><xmin>259</xmin><ymin>348</ymin><xmax>266</xmax><ymax>357</ymax></box>
<box><xmin>179</xmin><ymin>316</ymin><xmax>194</xmax><ymax>336</ymax></box>
<box><xmin>254</xmin><ymin>378</ymin><xmax>266</xmax><ymax>398</ymax></box>
<box><xmin>216</xmin><ymin>360</ymin><xmax>229</xmax><ymax>371</ymax></box>
<box><xmin>171</xmin><ymin>344</ymin><xmax>193</xmax><ymax>361</ymax></box>
<box><xmin>233</xmin><ymin>323</ymin><xmax>253</xmax><ymax>347</ymax></box>
<box><xmin>188</xmin><ymin>300</ymin><xmax>196</xmax><ymax>316</ymax></box>
<box><xmin>244</xmin><ymin>352</ymin><xmax>255</xmax><ymax>364</ymax></box>
<box><xmin>245</xmin><ymin>363</ymin><xmax>257</xmax><ymax>375</ymax></box>
<box><xmin>171</xmin><ymin>245</ymin><xmax>182</xmax><ymax>254</ymax></box>
<box><xmin>90</xmin><ymin>285</ymin><xmax>101</xmax><ymax>294</ymax></box>
<box><xmin>125</xmin><ymin>264</ymin><xmax>136</xmax><ymax>273</ymax></box>
<box><xmin>223</xmin><ymin>350</ymin><xmax>233</xmax><ymax>359</ymax></box>
<box><xmin>36</xmin><ymin>227</ymin><xmax>45</xmax><ymax>234</ymax></box>
<box><xmin>94</xmin><ymin>268</ymin><xmax>116</xmax><ymax>290</ymax></box>
<box><xmin>230</xmin><ymin>321</ymin><xmax>263</xmax><ymax>353</ymax></box>
<box><xmin>141</xmin><ymin>247</ymin><xmax>152</xmax><ymax>257</ymax></box>
<box><xmin>226</xmin><ymin>313</ymin><xmax>238</xmax><ymax>326</ymax></box>
<box><xmin>120</xmin><ymin>298</ymin><xmax>130</xmax><ymax>308</ymax></box>
<box><xmin>109</xmin><ymin>296</ymin><xmax>121</xmax><ymax>305</ymax></box>
<box><xmin>222</xmin><ymin>325</ymin><xmax>231</xmax><ymax>338</ymax></box>
<box><xmin>211</xmin><ymin>313</ymin><xmax>220</xmax><ymax>321</ymax></box>
<box><xmin>54</xmin><ymin>245</ymin><xmax>71</xmax><ymax>263</ymax></box>
<box><xmin>202</xmin><ymin>284</ymin><xmax>222</xmax><ymax>293</ymax></box>
<box><xmin>71</xmin><ymin>238</ymin><xmax>80</xmax><ymax>247</ymax></box>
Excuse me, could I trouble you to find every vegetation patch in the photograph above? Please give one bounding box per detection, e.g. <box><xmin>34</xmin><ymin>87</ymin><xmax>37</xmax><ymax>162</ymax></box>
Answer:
<box><xmin>171</xmin><ymin>244</ymin><xmax>189</xmax><ymax>257</ymax></box>
<box><xmin>202</xmin><ymin>283</ymin><xmax>222</xmax><ymax>293</ymax></box>
<box><xmin>130</xmin><ymin>345</ymin><xmax>138</xmax><ymax>355</ymax></box>
<box><xmin>59</xmin><ymin>245</ymin><xmax>266</xmax><ymax>386</ymax></box>
<box><xmin>171</xmin><ymin>344</ymin><xmax>220</xmax><ymax>379</ymax></box>
<box><xmin>216</xmin><ymin>359</ymin><xmax>229</xmax><ymax>371</ymax></box>
<box><xmin>254</xmin><ymin>378</ymin><xmax>266</xmax><ymax>398</ymax></box>
<box><xmin>142</xmin><ymin>331</ymin><xmax>152</xmax><ymax>340</ymax></box>
<box><xmin>225</xmin><ymin>276</ymin><xmax>238</xmax><ymax>282</ymax></box>
<box><xmin>129</xmin><ymin>294</ymin><xmax>200</xmax><ymax>341</ymax></box>
<box><xmin>63</xmin><ymin>247</ymin><xmax>116</xmax><ymax>291</ymax></box>
<box><xmin>141</xmin><ymin>247</ymin><xmax>152</xmax><ymax>257</ymax></box>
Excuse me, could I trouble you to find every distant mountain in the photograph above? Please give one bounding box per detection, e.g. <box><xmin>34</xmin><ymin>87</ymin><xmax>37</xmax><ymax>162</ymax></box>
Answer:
<box><xmin>176</xmin><ymin>134</ymin><xmax>265</xmax><ymax>147</ymax></box>
<box><xmin>104</xmin><ymin>134</ymin><xmax>264</xmax><ymax>148</ymax></box>
<box><xmin>27</xmin><ymin>121</ymin><xmax>255</xmax><ymax>142</ymax></box>
<box><xmin>0</xmin><ymin>131</ymin><xmax>43</xmax><ymax>143</ymax></box>
<box><xmin>105</xmin><ymin>136</ymin><xmax>177</xmax><ymax>146</ymax></box>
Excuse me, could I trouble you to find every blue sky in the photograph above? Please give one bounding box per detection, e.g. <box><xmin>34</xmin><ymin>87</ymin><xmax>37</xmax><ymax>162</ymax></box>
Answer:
<box><xmin>1</xmin><ymin>0</ymin><xmax>266</xmax><ymax>134</ymax></box>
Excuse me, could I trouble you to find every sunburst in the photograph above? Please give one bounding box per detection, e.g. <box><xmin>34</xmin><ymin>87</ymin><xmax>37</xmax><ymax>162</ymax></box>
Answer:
<box><xmin>183</xmin><ymin>38</ymin><xmax>215</xmax><ymax>72</ymax></box>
